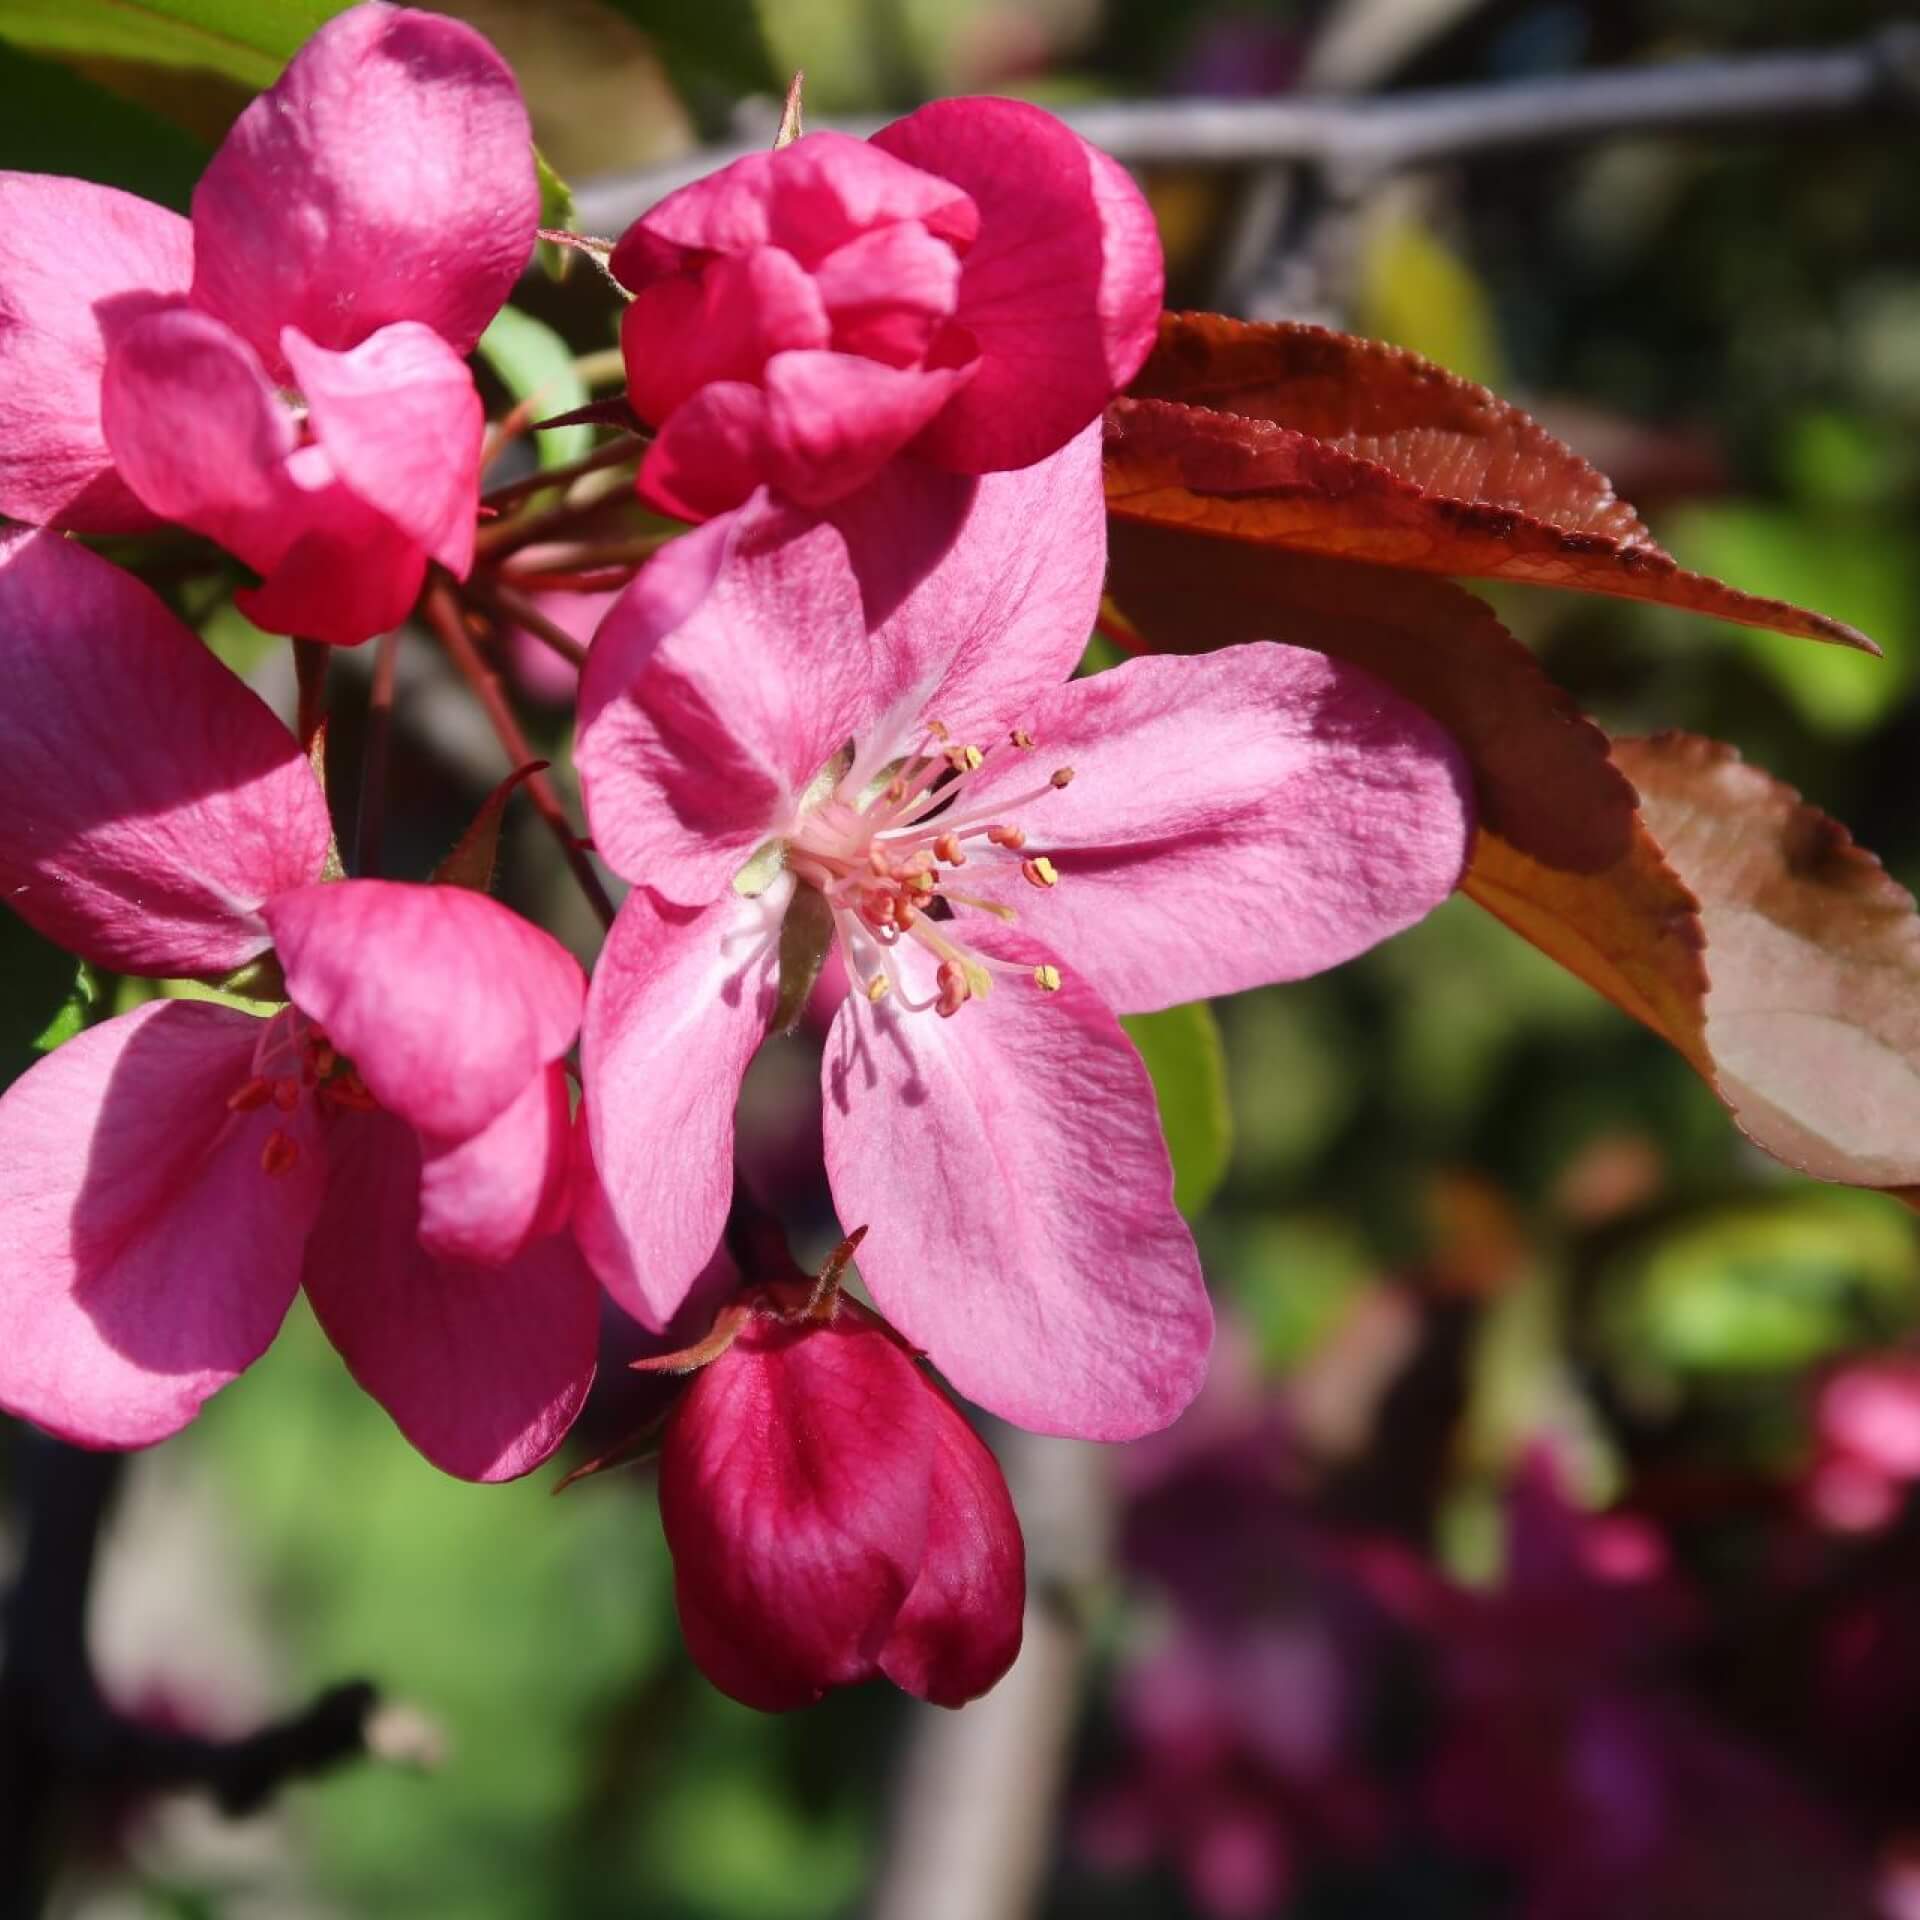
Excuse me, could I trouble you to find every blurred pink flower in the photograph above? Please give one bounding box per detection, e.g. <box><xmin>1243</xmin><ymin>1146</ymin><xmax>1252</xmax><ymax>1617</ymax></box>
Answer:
<box><xmin>0</xmin><ymin>2</ymin><xmax>537</xmax><ymax>643</ymax></box>
<box><xmin>572</xmin><ymin>431</ymin><xmax>1472</xmax><ymax>1440</ymax></box>
<box><xmin>0</xmin><ymin>530</ymin><xmax>596</xmax><ymax>1479</ymax></box>
<box><xmin>1807</xmin><ymin>1356</ymin><xmax>1920</xmax><ymax>1534</ymax></box>
<box><xmin>612</xmin><ymin>100</ymin><xmax>1163</xmax><ymax>517</ymax></box>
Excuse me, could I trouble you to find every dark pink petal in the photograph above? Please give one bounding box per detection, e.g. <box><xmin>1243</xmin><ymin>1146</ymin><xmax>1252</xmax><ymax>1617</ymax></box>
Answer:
<box><xmin>621</xmin><ymin>247</ymin><xmax>829</xmax><ymax>426</ymax></box>
<box><xmin>0</xmin><ymin>1001</ymin><xmax>321</xmax><ymax>1448</ymax></box>
<box><xmin>0</xmin><ymin>173</ymin><xmax>192</xmax><ymax>531</ymax></box>
<box><xmin>0</xmin><ymin>529</ymin><xmax>331</xmax><ymax>976</ymax></box>
<box><xmin>873</xmin><ymin>98</ymin><xmax>1162</xmax><ymax>471</ymax></box>
<box><xmin>576</xmin><ymin>500</ymin><xmax>874</xmax><ymax>900</ymax></box>
<box><xmin>303</xmin><ymin>1108</ymin><xmax>597</xmax><ymax>1481</ymax></box>
<box><xmin>578</xmin><ymin>887</ymin><xmax>780</xmax><ymax>1327</ymax></box>
<box><xmin>610</xmin><ymin>131</ymin><xmax>976</xmax><ymax>289</ymax></box>
<box><xmin>417</xmin><ymin>1061</ymin><xmax>573</xmax><ymax>1265</ymax></box>
<box><xmin>284</xmin><ymin>323</ymin><xmax>484</xmax><ymax>575</ymax></box>
<box><xmin>264</xmin><ymin>880</ymin><xmax>585</xmax><ymax>1141</ymax></box>
<box><xmin>636</xmin><ymin>380</ymin><xmax>775</xmax><ymax>521</ymax></box>
<box><xmin>958</xmin><ymin>644</ymin><xmax>1475</xmax><ymax>1013</ymax></box>
<box><xmin>822</xmin><ymin>925</ymin><xmax>1212</xmax><ymax>1441</ymax></box>
<box><xmin>235</xmin><ymin>473</ymin><xmax>430</xmax><ymax>646</ymax></box>
<box><xmin>879</xmin><ymin>1386</ymin><xmax>1025</xmax><ymax>1706</ymax></box>
<box><xmin>191</xmin><ymin>1</ymin><xmax>537</xmax><ymax>377</ymax></box>
<box><xmin>659</xmin><ymin>1299</ymin><xmax>938</xmax><ymax>1711</ymax></box>
<box><xmin>814</xmin><ymin>222</ymin><xmax>963</xmax><ymax>366</ymax></box>
<box><xmin>838</xmin><ymin>423</ymin><xmax>1104</xmax><ymax>742</ymax></box>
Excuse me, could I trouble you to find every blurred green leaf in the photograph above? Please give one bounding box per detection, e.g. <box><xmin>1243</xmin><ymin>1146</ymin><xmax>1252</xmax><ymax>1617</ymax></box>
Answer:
<box><xmin>1209</xmin><ymin>1214</ymin><xmax>1372</xmax><ymax>1369</ymax></box>
<box><xmin>0</xmin><ymin>0</ymin><xmax>341</xmax><ymax>87</ymax></box>
<box><xmin>477</xmin><ymin>305</ymin><xmax>592</xmax><ymax>469</ymax></box>
<box><xmin>1124</xmin><ymin>1000</ymin><xmax>1232</xmax><ymax>1218</ymax></box>
<box><xmin>1355</xmin><ymin>206</ymin><xmax>1506</xmax><ymax>389</ymax></box>
<box><xmin>1597</xmin><ymin>1189</ymin><xmax>1919</xmax><ymax>1379</ymax></box>
<box><xmin>597</xmin><ymin>0</ymin><xmax>776</xmax><ymax>103</ymax></box>
<box><xmin>0</xmin><ymin>907</ymin><xmax>95</xmax><ymax>1088</ymax></box>
<box><xmin>534</xmin><ymin>146</ymin><xmax>575</xmax><ymax>283</ymax></box>
<box><xmin>0</xmin><ymin>40</ymin><xmax>209</xmax><ymax>208</ymax></box>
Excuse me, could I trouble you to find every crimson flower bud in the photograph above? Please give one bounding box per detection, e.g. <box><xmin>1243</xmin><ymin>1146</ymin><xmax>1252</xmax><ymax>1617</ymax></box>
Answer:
<box><xmin>658</xmin><ymin>1292</ymin><xmax>1025</xmax><ymax>1711</ymax></box>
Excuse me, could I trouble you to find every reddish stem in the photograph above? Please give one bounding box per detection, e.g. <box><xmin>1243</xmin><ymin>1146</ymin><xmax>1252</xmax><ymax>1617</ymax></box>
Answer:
<box><xmin>353</xmin><ymin>628</ymin><xmax>400</xmax><ymax>878</ymax></box>
<box><xmin>292</xmin><ymin>638</ymin><xmax>330</xmax><ymax>752</ymax></box>
<box><xmin>465</xmin><ymin>580</ymin><xmax>590</xmax><ymax>670</ymax></box>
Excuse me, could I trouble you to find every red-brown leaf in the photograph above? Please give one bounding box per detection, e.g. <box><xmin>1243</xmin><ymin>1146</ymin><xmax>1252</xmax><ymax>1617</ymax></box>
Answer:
<box><xmin>1109</xmin><ymin>314</ymin><xmax>1873</xmax><ymax>651</ymax></box>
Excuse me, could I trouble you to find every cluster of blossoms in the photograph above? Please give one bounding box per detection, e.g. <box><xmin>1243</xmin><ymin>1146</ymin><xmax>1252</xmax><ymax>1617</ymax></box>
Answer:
<box><xmin>0</xmin><ymin>6</ymin><xmax>1472</xmax><ymax>1709</ymax></box>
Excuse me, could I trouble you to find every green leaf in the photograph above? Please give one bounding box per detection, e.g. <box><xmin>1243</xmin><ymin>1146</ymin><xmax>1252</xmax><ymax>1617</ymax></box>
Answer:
<box><xmin>1123</xmin><ymin>1000</ymin><xmax>1232</xmax><ymax>1218</ymax></box>
<box><xmin>772</xmin><ymin>883</ymin><xmax>834</xmax><ymax>1036</ymax></box>
<box><xmin>0</xmin><ymin>40</ymin><xmax>209</xmax><ymax>209</ymax></box>
<box><xmin>476</xmin><ymin>305</ymin><xmax>592</xmax><ymax>470</ymax></box>
<box><xmin>534</xmin><ymin>146</ymin><xmax>576</xmax><ymax>283</ymax></box>
<box><xmin>0</xmin><ymin>906</ymin><xmax>96</xmax><ymax>1089</ymax></box>
<box><xmin>0</xmin><ymin>0</ymin><xmax>343</xmax><ymax>88</ymax></box>
<box><xmin>597</xmin><ymin>0</ymin><xmax>776</xmax><ymax>103</ymax></box>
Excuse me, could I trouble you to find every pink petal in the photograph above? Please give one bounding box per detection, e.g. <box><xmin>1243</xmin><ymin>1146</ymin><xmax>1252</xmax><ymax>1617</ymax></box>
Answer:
<box><xmin>838</xmin><ymin>423</ymin><xmax>1105</xmax><ymax>741</ymax></box>
<box><xmin>417</xmin><ymin>1061</ymin><xmax>573</xmax><ymax>1265</ymax></box>
<box><xmin>659</xmin><ymin>1298</ymin><xmax>939</xmax><ymax>1711</ymax></box>
<box><xmin>235</xmin><ymin>476</ymin><xmax>430</xmax><ymax>647</ymax></box>
<box><xmin>813</xmin><ymin>221</ymin><xmax>963</xmax><ymax>367</ymax></box>
<box><xmin>635</xmin><ymin>380</ymin><xmax>776</xmax><ymax>521</ymax></box>
<box><xmin>264</xmin><ymin>880</ymin><xmax>585</xmax><ymax>1142</ymax></box>
<box><xmin>621</xmin><ymin>246</ymin><xmax>829</xmax><ymax>427</ymax></box>
<box><xmin>822</xmin><ymin>925</ymin><xmax>1212</xmax><ymax>1441</ymax></box>
<box><xmin>0</xmin><ymin>173</ymin><xmax>192</xmax><ymax>531</ymax></box>
<box><xmin>955</xmin><ymin>644</ymin><xmax>1475</xmax><ymax>1013</ymax></box>
<box><xmin>578</xmin><ymin>887</ymin><xmax>781</xmax><ymax>1328</ymax></box>
<box><xmin>284</xmin><ymin>323</ymin><xmax>483</xmax><ymax>575</ymax></box>
<box><xmin>0</xmin><ymin>528</ymin><xmax>331</xmax><ymax>976</ymax></box>
<box><xmin>0</xmin><ymin>1001</ymin><xmax>321</xmax><ymax>1448</ymax></box>
<box><xmin>190</xmin><ymin>2</ymin><xmax>537</xmax><ymax>377</ymax></box>
<box><xmin>873</xmin><ymin>98</ymin><xmax>1163</xmax><ymax>471</ymax></box>
<box><xmin>879</xmin><ymin>1385</ymin><xmax>1026</xmax><ymax>1706</ymax></box>
<box><xmin>576</xmin><ymin>500</ymin><xmax>875</xmax><ymax>900</ymax></box>
<box><xmin>303</xmin><ymin>1108</ymin><xmax>597</xmax><ymax>1481</ymax></box>
<box><xmin>610</xmin><ymin>131</ymin><xmax>976</xmax><ymax>289</ymax></box>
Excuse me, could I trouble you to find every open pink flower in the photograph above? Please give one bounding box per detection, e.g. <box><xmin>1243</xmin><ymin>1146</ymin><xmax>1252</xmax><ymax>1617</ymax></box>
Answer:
<box><xmin>0</xmin><ymin>530</ymin><xmax>595</xmax><ymax>1479</ymax></box>
<box><xmin>612</xmin><ymin>100</ymin><xmax>1162</xmax><ymax>519</ymax></box>
<box><xmin>657</xmin><ymin>1257</ymin><xmax>1023</xmax><ymax>1712</ymax></box>
<box><xmin>573</xmin><ymin>429</ymin><xmax>1474</xmax><ymax>1440</ymax></box>
<box><xmin>0</xmin><ymin>3</ymin><xmax>537</xmax><ymax>644</ymax></box>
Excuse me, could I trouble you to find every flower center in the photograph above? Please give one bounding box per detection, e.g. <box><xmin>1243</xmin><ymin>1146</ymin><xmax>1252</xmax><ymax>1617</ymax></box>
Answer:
<box><xmin>783</xmin><ymin>721</ymin><xmax>1072</xmax><ymax>1018</ymax></box>
<box><xmin>225</xmin><ymin>1007</ymin><xmax>376</xmax><ymax>1176</ymax></box>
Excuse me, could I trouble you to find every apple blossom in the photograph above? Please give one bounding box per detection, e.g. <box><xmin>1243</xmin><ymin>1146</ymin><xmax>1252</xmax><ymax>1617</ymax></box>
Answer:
<box><xmin>0</xmin><ymin>2</ymin><xmax>537</xmax><ymax>644</ymax></box>
<box><xmin>0</xmin><ymin>530</ymin><xmax>596</xmax><ymax>1480</ymax></box>
<box><xmin>573</xmin><ymin>427</ymin><xmax>1474</xmax><ymax>1441</ymax></box>
<box><xmin>612</xmin><ymin>99</ymin><xmax>1163</xmax><ymax>518</ymax></box>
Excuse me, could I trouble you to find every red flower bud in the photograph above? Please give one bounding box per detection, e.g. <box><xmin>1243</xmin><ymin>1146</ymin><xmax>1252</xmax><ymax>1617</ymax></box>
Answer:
<box><xmin>659</xmin><ymin>1293</ymin><xmax>1024</xmax><ymax>1711</ymax></box>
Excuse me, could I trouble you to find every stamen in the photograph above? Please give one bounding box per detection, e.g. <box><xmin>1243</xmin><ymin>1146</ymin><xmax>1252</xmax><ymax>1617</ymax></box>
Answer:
<box><xmin>227</xmin><ymin>1076</ymin><xmax>274</xmax><ymax>1113</ymax></box>
<box><xmin>1021</xmin><ymin>856</ymin><xmax>1059</xmax><ymax>889</ymax></box>
<box><xmin>943</xmin><ymin>743</ymin><xmax>984</xmax><ymax>774</ymax></box>
<box><xmin>1050</xmin><ymin>767</ymin><xmax>1074</xmax><ymax>789</ymax></box>
<box><xmin>934</xmin><ymin>960</ymin><xmax>971</xmax><ymax>1018</ymax></box>
<box><xmin>987</xmin><ymin>824</ymin><xmax>1026</xmax><ymax>850</ymax></box>
<box><xmin>272</xmin><ymin>1078</ymin><xmax>301</xmax><ymax>1111</ymax></box>
<box><xmin>1033</xmin><ymin>964</ymin><xmax>1062</xmax><ymax>992</ymax></box>
<box><xmin>1009</xmin><ymin>729</ymin><xmax>1034</xmax><ymax>750</ymax></box>
<box><xmin>261</xmin><ymin>1129</ymin><xmax>301</xmax><ymax>1176</ymax></box>
<box><xmin>933</xmin><ymin>831</ymin><xmax>965</xmax><ymax>866</ymax></box>
<box><xmin>866</xmin><ymin>974</ymin><xmax>891</xmax><ymax>1003</ymax></box>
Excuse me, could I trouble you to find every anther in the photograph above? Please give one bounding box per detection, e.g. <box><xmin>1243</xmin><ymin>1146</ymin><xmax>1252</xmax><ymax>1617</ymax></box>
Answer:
<box><xmin>1049</xmin><ymin>767</ymin><xmax>1074</xmax><ymax>789</ymax></box>
<box><xmin>866</xmin><ymin>974</ymin><xmax>891</xmax><ymax>1003</ymax></box>
<box><xmin>272</xmin><ymin>1078</ymin><xmax>301</xmax><ymax>1111</ymax></box>
<box><xmin>927</xmin><ymin>719</ymin><xmax>950</xmax><ymax>742</ymax></box>
<box><xmin>935</xmin><ymin>960</ymin><xmax>971</xmax><ymax>1018</ymax></box>
<box><xmin>987</xmin><ymin>824</ymin><xmax>1026</xmax><ymax>850</ymax></box>
<box><xmin>227</xmin><ymin>1076</ymin><xmax>274</xmax><ymax>1114</ymax></box>
<box><xmin>933</xmin><ymin>832</ymin><xmax>965</xmax><ymax>866</ymax></box>
<box><xmin>260</xmin><ymin>1128</ymin><xmax>301</xmax><ymax>1177</ymax></box>
<box><xmin>1021</xmin><ymin>856</ymin><xmax>1059</xmax><ymax>889</ymax></box>
<box><xmin>1032</xmin><ymin>964</ymin><xmax>1062</xmax><ymax>992</ymax></box>
<box><xmin>945</xmin><ymin>743</ymin><xmax>984</xmax><ymax>774</ymax></box>
<box><xmin>1009</xmin><ymin>729</ymin><xmax>1034</xmax><ymax>750</ymax></box>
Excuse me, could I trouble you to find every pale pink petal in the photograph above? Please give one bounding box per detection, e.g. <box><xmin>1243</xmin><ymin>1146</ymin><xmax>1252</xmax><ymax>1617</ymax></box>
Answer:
<box><xmin>610</xmin><ymin>131</ymin><xmax>975</xmax><ymax>289</ymax></box>
<box><xmin>264</xmin><ymin>880</ymin><xmax>585</xmax><ymax>1141</ymax></box>
<box><xmin>636</xmin><ymin>380</ymin><xmax>775</xmax><ymax>520</ymax></box>
<box><xmin>955</xmin><ymin>645</ymin><xmax>1475</xmax><ymax>1013</ymax></box>
<box><xmin>836</xmin><ymin>424</ymin><xmax>1105</xmax><ymax>744</ymax></box>
<box><xmin>284</xmin><ymin>322</ymin><xmax>483</xmax><ymax>575</ymax></box>
<box><xmin>576</xmin><ymin>500</ymin><xmax>874</xmax><ymax>900</ymax></box>
<box><xmin>759</xmin><ymin>348</ymin><xmax>973</xmax><ymax>508</ymax></box>
<box><xmin>822</xmin><ymin>925</ymin><xmax>1212</xmax><ymax>1440</ymax></box>
<box><xmin>621</xmin><ymin>246</ymin><xmax>829</xmax><ymax>426</ymax></box>
<box><xmin>99</xmin><ymin>306</ymin><xmax>298</xmax><ymax>570</ymax></box>
<box><xmin>0</xmin><ymin>1001</ymin><xmax>322</xmax><ymax>1448</ymax></box>
<box><xmin>191</xmin><ymin>2</ymin><xmax>537</xmax><ymax>376</ymax></box>
<box><xmin>814</xmin><ymin>222</ymin><xmax>963</xmax><ymax>366</ymax></box>
<box><xmin>303</xmin><ymin>1108</ymin><xmax>597</xmax><ymax>1481</ymax></box>
<box><xmin>579</xmin><ymin>886</ymin><xmax>782</xmax><ymax>1328</ymax></box>
<box><xmin>0</xmin><ymin>528</ymin><xmax>331</xmax><ymax>975</ymax></box>
<box><xmin>0</xmin><ymin>173</ymin><xmax>192</xmax><ymax>531</ymax></box>
<box><xmin>873</xmin><ymin>98</ymin><xmax>1162</xmax><ymax>471</ymax></box>
<box><xmin>417</xmin><ymin>1061</ymin><xmax>573</xmax><ymax>1265</ymax></box>
<box><xmin>235</xmin><ymin>473</ymin><xmax>429</xmax><ymax>647</ymax></box>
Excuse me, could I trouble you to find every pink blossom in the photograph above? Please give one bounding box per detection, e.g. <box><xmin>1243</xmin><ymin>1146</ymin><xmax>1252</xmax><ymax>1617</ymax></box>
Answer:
<box><xmin>0</xmin><ymin>3</ymin><xmax>537</xmax><ymax>644</ymax></box>
<box><xmin>572</xmin><ymin>431</ymin><xmax>1473</xmax><ymax>1440</ymax></box>
<box><xmin>0</xmin><ymin>530</ymin><xmax>596</xmax><ymax>1479</ymax></box>
<box><xmin>657</xmin><ymin>1273</ymin><xmax>1024</xmax><ymax>1711</ymax></box>
<box><xmin>611</xmin><ymin>100</ymin><xmax>1163</xmax><ymax>518</ymax></box>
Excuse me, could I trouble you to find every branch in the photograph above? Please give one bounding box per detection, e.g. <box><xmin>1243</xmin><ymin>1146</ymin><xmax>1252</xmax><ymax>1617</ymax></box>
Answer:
<box><xmin>571</xmin><ymin>25</ymin><xmax>1920</xmax><ymax>230</ymax></box>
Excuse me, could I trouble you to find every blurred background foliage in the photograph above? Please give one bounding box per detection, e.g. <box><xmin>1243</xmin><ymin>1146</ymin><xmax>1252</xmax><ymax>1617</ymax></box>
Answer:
<box><xmin>5</xmin><ymin>0</ymin><xmax>1920</xmax><ymax>1915</ymax></box>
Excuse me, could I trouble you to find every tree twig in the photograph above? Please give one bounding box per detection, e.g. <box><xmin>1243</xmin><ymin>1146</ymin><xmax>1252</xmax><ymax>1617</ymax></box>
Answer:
<box><xmin>353</xmin><ymin>628</ymin><xmax>401</xmax><ymax>878</ymax></box>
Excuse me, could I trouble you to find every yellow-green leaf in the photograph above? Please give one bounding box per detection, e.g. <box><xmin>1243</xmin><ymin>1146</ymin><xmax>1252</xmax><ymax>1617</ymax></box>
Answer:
<box><xmin>1123</xmin><ymin>1000</ymin><xmax>1232</xmax><ymax>1218</ymax></box>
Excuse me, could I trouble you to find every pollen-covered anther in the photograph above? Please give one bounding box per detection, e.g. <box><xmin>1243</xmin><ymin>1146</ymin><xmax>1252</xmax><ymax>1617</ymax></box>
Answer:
<box><xmin>1032</xmin><ymin>964</ymin><xmax>1061</xmax><ymax>992</ymax></box>
<box><xmin>1021</xmin><ymin>856</ymin><xmax>1059</xmax><ymax>889</ymax></box>
<box><xmin>1009</xmin><ymin>728</ymin><xmax>1034</xmax><ymax>750</ymax></box>
<box><xmin>227</xmin><ymin>1076</ymin><xmax>275</xmax><ymax>1114</ymax></box>
<box><xmin>1049</xmin><ymin>767</ymin><xmax>1074</xmax><ymax>790</ymax></box>
<box><xmin>987</xmin><ymin>824</ymin><xmax>1026</xmax><ymax>850</ymax></box>
<box><xmin>944</xmin><ymin>743</ymin><xmax>984</xmax><ymax>774</ymax></box>
<box><xmin>272</xmin><ymin>1078</ymin><xmax>301</xmax><ymax>1111</ymax></box>
<box><xmin>933</xmin><ymin>832</ymin><xmax>965</xmax><ymax>866</ymax></box>
<box><xmin>866</xmin><ymin>974</ymin><xmax>891</xmax><ymax>1003</ymax></box>
<box><xmin>935</xmin><ymin>959</ymin><xmax>971</xmax><ymax>1019</ymax></box>
<box><xmin>260</xmin><ymin>1128</ymin><xmax>301</xmax><ymax>1177</ymax></box>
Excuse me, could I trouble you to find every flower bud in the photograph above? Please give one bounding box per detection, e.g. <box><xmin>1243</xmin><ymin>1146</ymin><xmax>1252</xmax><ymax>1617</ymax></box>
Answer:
<box><xmin>658</xmin><ymin>1293</ymin><xmax>1024</xmax><ymax>1711</ymax></box>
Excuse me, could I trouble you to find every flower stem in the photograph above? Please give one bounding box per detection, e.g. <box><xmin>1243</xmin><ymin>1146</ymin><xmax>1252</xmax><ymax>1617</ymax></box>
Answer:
<box><xmin>422</xmin><ymin>576</ymin><xmax>617</xmax><ymax>929</ymax></box>
<box><xmin>353</xmin><ymin>628</ymin><xmax>401</xmax><ymax>878</ymax></box>
<box><xmin>292</xmin><ymin>637</ymin><xmax>330</xmax><ymax>751</ymax></box>
<box><xmin>479</xmin><ymin>434</ymin><xmax>642</xmax><ymax>512</ymax></box>
<box><xmin>464</xmin><ymin>579</ymin><xmax>591</xmax><ymax>670</ymax></box>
